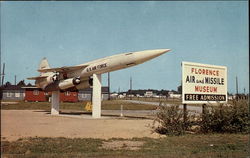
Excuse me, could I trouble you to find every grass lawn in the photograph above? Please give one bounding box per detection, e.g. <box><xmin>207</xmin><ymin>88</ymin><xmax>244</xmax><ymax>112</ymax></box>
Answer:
<box><xmin>120</xmin><ymin>98</ymin><xmax>248</xmax><ymax>107</ymax></box>
<box><xmin>122</xmin><ymin>97</ymin><xmax>183</xmax><ymax>105</ymax></box>
<box><xmin>1</xmin><ymin>100</ymin><xmax>157</xmax><ymax>111</ymax></box>
<box><xmin>1</xmin><ymin>134</ymin><xmax>248</xmax><ymax>158</ymax></box>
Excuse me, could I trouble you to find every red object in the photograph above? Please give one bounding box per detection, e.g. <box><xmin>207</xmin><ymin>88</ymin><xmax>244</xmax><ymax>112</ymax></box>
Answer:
<box><xmin>24</xmin><ymin>87</ymin><xmax>78</xmax><ymax>102</ymax></box>
<box><xmin>24</xmin><ymin>88</ymin><xmax>47</xmax><ymax>102</ymax></box>
<box><xmin>60</xmin><ymin>91</ymin><xmax>78</xmax><ymax>102</ymax></box>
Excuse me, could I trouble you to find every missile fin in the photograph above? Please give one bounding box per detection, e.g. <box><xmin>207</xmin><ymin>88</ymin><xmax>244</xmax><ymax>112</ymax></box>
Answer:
<box><xmin>27</xmin><ymin>76</ymin><xmax>48</xmax><ymax>80</ymax></box>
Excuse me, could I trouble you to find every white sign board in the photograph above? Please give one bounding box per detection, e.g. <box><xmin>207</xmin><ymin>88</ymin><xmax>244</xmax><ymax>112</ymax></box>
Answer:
<box><xmin>182</xmin><ymin>61</ymin><xmax>227</xmax><ymax>104</ymax></box>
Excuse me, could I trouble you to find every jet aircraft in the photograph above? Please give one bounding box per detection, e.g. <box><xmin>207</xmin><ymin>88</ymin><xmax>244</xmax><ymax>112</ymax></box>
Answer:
<box><xmin>28</xmin><ymin>49</ymin><xmax>171</xmax><ymax>92</ymax></box>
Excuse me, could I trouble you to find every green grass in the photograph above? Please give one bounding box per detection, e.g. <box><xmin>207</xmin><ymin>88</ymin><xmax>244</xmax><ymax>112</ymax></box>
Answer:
<box><xmin>122</xmin><ymin>97</ymin><xmax>182</xmax><ymax>105</ymax></box>
<box><xmin>2</xmin><ymin>99</ymin><xmax>247</xmax><ymax>111</ymax></box>
<box><xmin>121</xmin><ymin>98</ymin><xmax>249</xmax><ymax>107</ymax></box>
<box><xmin>1</xmin><ymin>134</ymin><xmax>248</xmax><ymax>158</ymax></box>
<box><xmin>1</xmin><ymin>100</ymin><xmax>157</xmax><ymax>111</ymax></box>
<box><xmin>121</xmin><ymin>98</ymin><xmax>197</xmax><ymax>106</ymax></box>
<box><xmin>102</xmin><ymin>100</ymin><xmax>157</xmax><ymax>110</ymax></box>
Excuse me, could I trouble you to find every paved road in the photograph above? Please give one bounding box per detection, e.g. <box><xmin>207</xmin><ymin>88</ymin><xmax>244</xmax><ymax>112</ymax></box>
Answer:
<box><xmin>122</xmin><ymin>100</ymin><xmax>203</xmax><ymax>114</ymax></box>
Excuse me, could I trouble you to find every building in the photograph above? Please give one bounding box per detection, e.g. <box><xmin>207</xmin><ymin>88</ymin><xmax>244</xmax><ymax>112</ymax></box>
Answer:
<box><xmin>110</xmin><ymin>93</ymin><xmax>118</xmax><ymax>99</ymax></box>
<box><xmin>144</xmin><ymin>91</ymin><xmax>154</xmax><ymax>97</ymax></box>
<box><xmin>23</xmin><ymin>86</ymin><xmax>79</xmax><ymax>102</ymax></box>
<box><xmin>168</xmin><ymin>91</ymin><xmax>181</xmax><ymax>99</ymax></box>
<box><xmin>121</xmin><ymin>89</ymin><xmax>170</xmax><ymax>98</ymax></box>
<box><xmin>1</xmin><ymin>81</ymin><xmax>109</xmax><ymax>102</ymax></box>
<box><xmin>23</xmin><ymin>86</ymin><xmax>48</xmax><ymax>102</ymax></box>
<box><xmin>78</xmin><ymin>87</ymin><xmax>109</xmax><ymax>101</ymax></box>
<box><xmin>1</xmin><ymin>85</ymin><xmax>25</xmax><ymax>101</ymax></box>
<box><xmin>60</xmin><ymin>91</ymin><xmax>78</xmax><ymax>102</ymax></box>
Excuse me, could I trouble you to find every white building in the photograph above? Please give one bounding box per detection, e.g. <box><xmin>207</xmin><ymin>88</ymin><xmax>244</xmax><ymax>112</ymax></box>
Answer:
<box><xmin>168</xmin><ymin>92</ymin><xmax>181</xmax><ymax>99</ymax></box>
<box><xmin>144</xmin><ymin>91</ymin><xmax>153</xmax><ymax>97</ymax></box>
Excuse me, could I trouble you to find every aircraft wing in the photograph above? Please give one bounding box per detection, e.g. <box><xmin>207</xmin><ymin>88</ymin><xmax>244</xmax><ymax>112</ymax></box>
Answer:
<box><xmin>37</xmin><ymin>65</ymin><xmax>88</xmax><ymax>73</ymax></box>
<box><xmin>27</xmin><ymin>76</ymin><xmax>48</xmax><ymax>80</ymax></box>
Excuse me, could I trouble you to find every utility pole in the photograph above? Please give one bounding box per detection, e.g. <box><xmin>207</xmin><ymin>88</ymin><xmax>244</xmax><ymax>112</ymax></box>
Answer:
<box><xmin>129</xmin><ymin>76</ymin><xmax>132</xmax><ymax>100</ymax></box>
<box><xmin>1</xmin><ymin>63</ymin><xmax>5</xmax><ymax>86</ymax></box>
<box><xmin>0</xmin><ymin>63</ymin><xmax>2</xmax><ymax>86</ymax></box>
<box><xmin>0</xmin><ymin>15</ymin><xmax>2</xmax><ymax>101</ymax></box>
<box><xmin>0</xmin><ymin>29</ymin><xmax>1</xmax><ymax>87</ymax></box>
<box><xmin>130</xmin><ymin>76</ymin><xmax>132</xmax><ymax>91</ymax></box>
<box><xmin>15</xmin><ymin>75</ymin><xmax>17</xmax><ymax>85</ymax></box>
<box><xmin>108</xmin><ymin>72</ymin><xmax>110</xmax><ymax>100</ymax></box>
<box><xmin>236</xmin><ymin>76</ymin><xmax>239</xmax><ymax>101</ymax></box>
<box><xmin>0</xmin><ymin>61</ymin><xmax>1</xmax><ymax>87</ymax></box>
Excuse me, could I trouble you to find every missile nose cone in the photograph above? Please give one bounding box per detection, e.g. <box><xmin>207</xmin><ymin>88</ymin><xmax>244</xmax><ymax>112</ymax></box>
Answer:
<box><xmin>132</xmin><ymin>49</ymin><xmax>171</xmax><ymax>65</ymax></box>
<box><xmin>152</xmin><ymin>49</ymin><xmax>171</xmax><ymax>56</ymax></box>
<box><xmin>141</xmin><ymin>49</ymin><xmax>171</xmax><ymax>60</ymax></box>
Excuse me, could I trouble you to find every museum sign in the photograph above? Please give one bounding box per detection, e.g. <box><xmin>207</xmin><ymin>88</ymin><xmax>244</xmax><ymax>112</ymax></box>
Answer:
<box><xmin>182</xmin><ymin>61</ymin><xmax>227</xmax><ymax>104</ymax></box>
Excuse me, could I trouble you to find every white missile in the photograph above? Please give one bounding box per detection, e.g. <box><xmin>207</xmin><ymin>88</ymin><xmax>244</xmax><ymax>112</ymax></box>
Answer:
<box><xmin>80</xmin><ymin>49</ymin><xmax>170</xmax><ymax>76</ymax></box>
<box><xmin>28</xmin><ymin>49</ymin><xmax>170</xmax><ymax>91</ymax></box>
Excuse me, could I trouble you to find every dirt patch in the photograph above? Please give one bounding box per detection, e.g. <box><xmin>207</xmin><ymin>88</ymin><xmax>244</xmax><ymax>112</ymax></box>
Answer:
<box><xmin>101</xmin><ymin>140</ymin><xmax>144</xmax><ymax>150</ymax></box>
<box><xmin>1</xmin><ymin>110</ymin><xmax>160</xmax><ymax>141</ymax></box>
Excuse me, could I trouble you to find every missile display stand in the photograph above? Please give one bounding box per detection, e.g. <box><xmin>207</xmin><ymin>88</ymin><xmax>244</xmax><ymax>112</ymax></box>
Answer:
<box><xmin>51</xmin><ymin>91</ymin><xmax>60</xmax><ymax>115</ymax></box>
<box><xmin>50</xmin><ymin>74</ymin><xmax>102</xmax><ymax>118</ymax></box>
<box><xmin>92</xmin><ymin>74</ymin><xmax>102</xmax><ymax>118</ymax></box>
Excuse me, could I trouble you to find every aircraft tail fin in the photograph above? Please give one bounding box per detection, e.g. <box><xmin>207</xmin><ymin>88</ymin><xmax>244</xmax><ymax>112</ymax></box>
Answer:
<box><xmin>39</xmin><ymin>58</ymin><xmax>51</xmax><ymax>75</ymax></box>
<box><xmin>39</xmin><ymin>58</ymin><xmax>50</xmax><ymax>69</ymax></box>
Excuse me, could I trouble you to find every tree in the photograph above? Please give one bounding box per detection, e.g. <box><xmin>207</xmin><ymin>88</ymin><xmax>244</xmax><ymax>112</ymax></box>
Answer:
<box><xmin>27</xmin><ymin>83</ymin><xmax>33</xmax><ymax>86</ymax></box>
<box><xmin>17</xmin><ymin>80</ymin><xmax>26</xmax><ymax>87</ymax></box>
<box><xmin>5</xmin><ymin>82</ymin><xmax>11</xmax><ymax>86</ymax></box>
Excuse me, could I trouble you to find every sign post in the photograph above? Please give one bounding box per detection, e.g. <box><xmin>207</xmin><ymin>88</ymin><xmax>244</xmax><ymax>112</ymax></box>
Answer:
<box><xmin>183</xmin><ymin>104</ymin><xmax>187</xmax><ymax>129</ymax></box>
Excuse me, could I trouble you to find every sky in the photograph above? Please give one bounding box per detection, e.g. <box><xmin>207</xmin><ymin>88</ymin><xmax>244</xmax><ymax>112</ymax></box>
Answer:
<box><xmin>1</xmin><ymin>1</ymin><xmax>248</xmax><ymax>93</ymax></box>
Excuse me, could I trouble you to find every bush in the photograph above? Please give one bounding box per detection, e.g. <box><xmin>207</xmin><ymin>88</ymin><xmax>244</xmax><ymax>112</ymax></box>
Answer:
<box><xmin>152</xmin><ymin>103</ymin><xmax>196</xmax><ymax>135</ymax></box>
<box><xmin>153</xmin><ymin>100</ymin><xmax>249</xmax><ymax>135</ymax></box>
<box><xmin>200</xmin><ymin>100</ymin><xmax>249</xmax><ymax>133</ymax></box>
